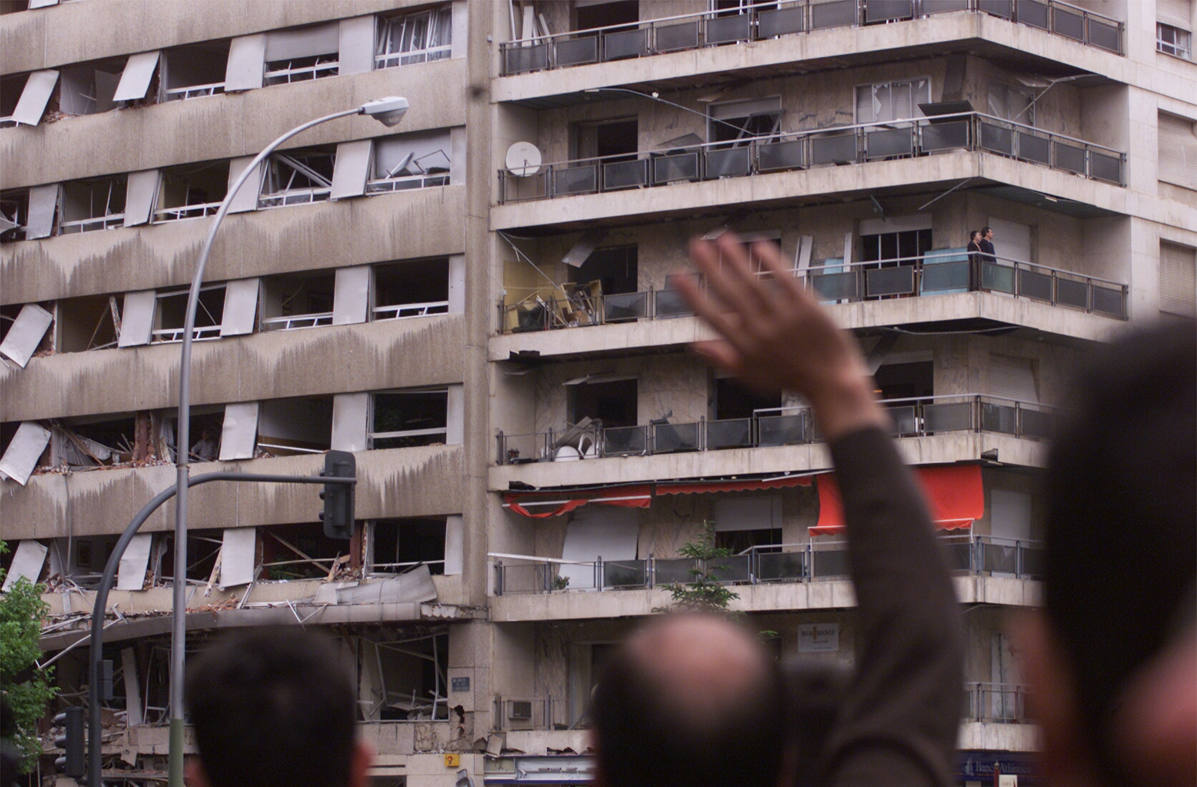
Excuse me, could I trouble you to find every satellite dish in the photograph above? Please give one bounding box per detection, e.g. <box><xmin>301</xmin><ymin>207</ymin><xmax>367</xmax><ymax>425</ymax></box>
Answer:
<box><xmin>505</xmin><ymin>141</ymin><xmax>542</xmax><ymax>177</ymax></box>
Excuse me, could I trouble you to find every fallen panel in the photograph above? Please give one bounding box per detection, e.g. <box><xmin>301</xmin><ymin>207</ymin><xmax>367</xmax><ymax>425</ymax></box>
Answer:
<box><xmin>225</xmin><ymin>34</ymin><xmax>267</xmax><ymax>91</ymax></box>
<box><xmin>338</xmin><ymin>16</ymin><xmax>376</xmax><ymax>75</ymax></box>
<box><xmin>331</xmin><ymin>393</ymin><xmax>369</xmax><ymax>451</ymax></box>
<box><xmin>332</xmin><ymin>266</ymin><xmax>370</xmax><ymax>325</ymax></box>
<box><xmin>1</xmin><ymin>540</ymin><xmax>48</xmax><ymax>591</ymax></box>
<box><xmin>219</xmin><ymin>402</ymin><xmax>260</xmax><ymax>460</ymax></box>
<box><xmin>0</xmin><ymin>423</ymin><xmax>51</xmax><ymax>486</ymax></box>
<box><xmin>330</xmin><ymin>140</ymin><xmax>372</xmax><ymax>200</ymax></box>
<box><xmin>12</xmin><ymin>70</ymin><xmax>59</xmax><ymax>126</ymax></box>
<box><xmin>116</xmin><ymin>533</ymin><xmax>153</xmax><ymax>590</ymax></box>
<box><xmin>226</xmin><ymin>157</ymin><xmax>262</xmax><ymax>213</ymax></box>
<box><xmin>220</xmin><ymin>528</ymin><xmax>257</xmax><ymax>587</ymax></box>
<box><xmin>562</xmin><ymin>229</ymin><xmax>607</xmax><ymax>268</ymax></box>
<box><xmin>335</xmin><ymin>565</ymin><xmax>437</xmax><ymax>604</ymax></box>
<box><xmin>123</xmin><ymin>169</ymin><xmax>160</xmax><ymax>227</ymax></box>
<box><xmin>113</xmin><ymin>51</ymin><xmax>160</xmax><ymax>101</ymax></box>
<box><xmin>117</xmin><ymin>290</ymin><xmax>156</xmax><ymax>347</ymax></box>
<box><xmin>26</xmin><ymin>184</ymin><xmax>60</xmax><ymax>239</ymax></box>
<box><xmin>0</xmin><ymin>303</ymin><xmax>53</xmax><ymax>367</ymax></box>
<box><xmin>220</xmin><ymin>278</ymin><xmax>260</xmax><ymax>336</ymax></box>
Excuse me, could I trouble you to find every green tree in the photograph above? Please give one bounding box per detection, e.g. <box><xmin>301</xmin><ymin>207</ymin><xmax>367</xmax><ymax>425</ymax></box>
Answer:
<box><xmin>661</xmin><ymin>522</ymin><xmax>740</xmax><ymax>612</ymax></box>
<box><xmin>0</xmin><ymin>540</ymin><xmax>57</xmax><ymax>773</ymax></box>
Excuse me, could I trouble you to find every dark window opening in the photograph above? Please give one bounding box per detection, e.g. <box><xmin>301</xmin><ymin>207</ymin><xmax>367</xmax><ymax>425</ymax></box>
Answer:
<box><xmin>569</xmin><ymin>379</ymin><xmax>637</xmax><ymax>427</ymax></box>
<box><xmin>0</xmin><ymin>188</ymin><xmax>28</xmax><ymax>242</ymax></box>
<box><xmin>159</xmin><ymin>530</ymin><xmax>225</xmax><ymax>582</ymax></box>
<box><xmin>569</xmin><ymin>245</ymin><xmax>637</xmax><ymax>295</ymax></box>
<box><xmin>711</xmin><ymin>110</ymin><xmax>781</xmax><ymax>145</ymax></box>
<box><xmin>576</xmin><ymin>0</ymin><xmax>638</xmax><ymax>30</ymax></box>
<box><xmin>874</xmin><ymin>361</ymin><xmax>933</xmax><ymax>400</ymax></box>
<box><xmin>262</xmin><ymin>269</ymin><xmax>334</xmax><ymax>329</ymax></box>
<box><xmin>162</xmin><ymin>41</ymin><xmax>230</xmax><ymax>101</ymax></box>
<box><xmin>0</xmin><ymin>2</ymin><xmax>31</xmax><ymax>14</ymax></box>
<box><xmin>58</xmin><ymin>294</ymin><xmax>120</xmax><ymax>351</ymax></box>
<box><xmin>372</xmin><ymin>518</ymin><xmax>446</xmax><ymax>574</ymax></box>
<box><xmin>260</xmin><ymin>523</ymin><xmax>349</xmax><ymax>580</ymax></box>
<box><xmin>715</xmin><ymin>377</ymin><xmax>781</xmax><ymax>419</ymax></box>
<box><xmin>860</xmin><ymin>228</ymin><xmax>932</xmax><ymax>263</ymax></box>
<box><xmin>59</xmin><ymin>58</ymin><xmax>125</xmax><ymax>116</ymax></box>
<box><xmin>715</xmin><ymin>527</ymin><xmax>782</xmax><ymax>554</ymax></box>
<box><xmin>70</xmin><ymin>535</ymin><xmax>119</xmax><ymax>577</ymax></box>
<box><xmin>258</xmin><ymin>396</ymin><xmax>334</xmax><ymax>456</ymax></box>
<box><xmin>0</xmin><ymin>304</ymin><xmax>21</xmax><ymax>345</ymax></box>
<box><xmin>572</xmin><ymin>118</ymin><xmax>638</xmax><ymax>161</ymax></box>
<box><xmin>372</xmin><ymin>632</ymin><xmax>450</xmax><ymax>721</ymax></box>
<box><xmin>0</xmin><ymin>73</ymin><xmax>24</xmax><ymax>118</ymax></box>
<box><xmin>371</xmin><ymin>390</ymin><xmax>448</xmax><ymax>448</ymax></box>
<box><xmin>157</xmin><ymin>161</ymin><xmax>230</xmax><ymax>220</ymax></box>
<box><xmin>373</xmin><ymin>258</ymin><xmax>449</xmax><ymax>318</ymax></box>
<box><xmin>51</xmin><ymin>414</ymin><xmax>137</xmax><ymax>467</ymax></box>
<box><xmin>154</xmin><ymin>285</ymin><xmax>225</xmax><ymax>342</ymax></box>
<box><xmin>60</xmin><ymin>176</ymin><xmax>126</xmax><ymax>233</ymax></box>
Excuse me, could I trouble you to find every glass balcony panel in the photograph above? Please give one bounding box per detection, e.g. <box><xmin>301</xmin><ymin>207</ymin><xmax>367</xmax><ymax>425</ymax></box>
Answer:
<box><xmin>979</xmin><ymin>0</ymin><xmax>1014</xmax><ymax>18</ymax></box>
<box><xmin>981</xmin><ymin>402</ymin><xmax>1017</xmax><ymax>434</ymax></box>
<box><xmin>1053</xmin><ymin>141</ymin><xmax>1086</xmax><ymax>174</ymax></box>
<box><xmin>602</xmin><ymin>27</ymin><xmax>648</xmax><ymax>60</ymax></box>
<box><xmin>1016</xmin><ymin>132</ymin><xmax>1050</xmax><ymax>165</ymax></box>
<box><xmin>758</xmin><ymin>6</ymin><xmax>806</xmax><ymax>37</ymax></box>
<box><xmin>653</xmin><ymin>421</ymin><xmax>700</xmax><ymax>453</ymax></box>
<box><xmin>941</xmin><ymin>538</ymin><xmax>973</xmax><ymax>572</ymax></box>
<box><xmin>980</xmin><ymin>122</ymin><xmax>1014</xmax><ymax>155</ymax></box>
<box><xmin>886</xmin><ymin>405</ymin><xmax>919</xmax><ymax>436</ymax></box>
<box><xmin>1021</xmin><ymin>545</ymin><xmax>1045</xmax><ymax>577</ymax></box>
<box><xmin>1090</xmin><ymin>151</ymin><xmax>1121</xmax><ymax>184</ymax></box>
<box><xmin>1018</xmin><ymin>0</ymin><xmax>1050</xmax><ymax>30</ymax></box>
<box><xmin>758</xmin><ymin>139</ymin><xmax>806</xmax><ymax>171</ymax></box>
<box><xmin>706</xmin><ymin>418</ymin><xmax>752</xmax><ymax>450</ymax></box>
<box><xmin>865</xmin><ymin>265</ymin><xmax>916</xmax><ymax>297</ymax></box>
<box><xmin>810</xmin><ymin>132</ymin><xmax>858</xmax><ymax>165</ymax></box>
<box><xmin>706</xmin><ymin>13</ymin><xmax>751</xmax><ymax>44</ymax></box>
<box><xmin>1056</xmin><ymin>277</ymin><xmax>1088</xmax><ymax>309</ymax></box>
<box><xmin>810</xmin><ymin>270</ymin><xmax>859</xmax><ymax>301</ymax></box>
<box><xmin>810</xmin><ymin>0</ymin><xmax>856</xmax><ymax>29</ymax></box>
<box><xmin>1088</xmin><ymin>18</ymin><xmax>1121</xmax><ymax>52</ymax></box>
<box><xmin>603</xmin><ymin>560</ymin><xmax>647</xmax><ymax>589</ymax></box>
<box><xmin>504</xmin><ymin>43</ymin><xmax>549</xmax><ymax>73</ymax></box>
<box><xmin>704</xmin><ymin>146</ymin><xmax>751</xmax><ymax>179</ymax></box>
<box><xmin>757</xmin><ymin>551</ymin><xmax>805</xmax><ymax>582</ymax></box>
<box><xmin>758</xmin><ymin>413</ymin><xmax>809</xmax><ymax>446</ymax></box>
<box><xmin>982</xmin><ymin>543</ymin><xmax>1019</xmax><ymax>574</ymax></box>
<box><xmin>652</xmin><ymin>152</ymin><xmax>699</xmax><ymax>184</ymax></box>
<box><xmin>865</xmin><ymin>0</ymin><xmax>914</xmax><ymax>23</ymax></box>
<box><xmin>1019</xmin><ymin>268</ymin><xmax>1053</xmax><ymax>302</ymax></box>
<box><xmin>922</xmin><ymin>259</ymin><xmax>971</xmax><ymax>293</ymax></box>
<box><xmin>1053</xmin><ymin>7</ymin><xmax>1084</xmax><ymax>41</ymax></box>
<box><xmin>655</xmin><ymin>20</ymin><xmax>700</xmax><ymax>51</ymax></box>
<box><xmin>924</xmin><ymin>401</ymin><xmax>973</xmax><ymax>433</ymax></box>
<box><xmin>921</xmin><ymin>119</ymin><xmax>969</xmax><ymax>151</ymax></box>
<box><xmin>866</xmin><ymin>127</ymin><xmax>914</xmax><ymax>159</ymax></box>
<box><xmin>602</xmin><ymin>425</ymin><xmax>647</xmax><ymax>456</ymax></box>
<box><xmin>981</xmin><ymin>260</ymin><xmax>1015</xmax><ymax>293</ymax></box>
<box><xmin>553</xmin><ymin>164</ymin><xmax>598</xmax><ymax>195</ymax></box>
<box><xmin>923</xmin><ymin>0</ymin><xmax>970</xmax><ymax>13</ymax></box>
<box><xmin>1092</xmin><ymin>285</ymin><xmax>1124</xmax><ymax>318</ymax></box>
<box><xmin>655</xmin><ymin>558</ymin><xmax>700</xmax><ymax>585</ymax></box>
<box><xmin>1020</xmin><ymin>408</ymin><xmax>1054</xmax><ymax>440</ymax></box>
<box><xmin>654</xmin><ymin>288</ymin><xmax>692</xmax><ymax>318</ymax></box>
<box><xmin>708</xmin><ymin>555</ymin><xmax>751</xmax><ymax>583</ymax></box>
<box><xmin>556</xmin><ymin>35</ymin><xmax>599</xmax><ymax>66</ymax></box>
<box><xmin>810</xmin><ymin>547</ymin><xmax>849</xmax><ymax>579</ymax></box>
<box><xmin>602</xmin><ymin>158</ymin><xmax>647</xmax><ymax>190</ymax></box>
<box><xmin>603</xmin><ymin>291</ymin><xmax>648</xmax><ymax>322</ymax></box>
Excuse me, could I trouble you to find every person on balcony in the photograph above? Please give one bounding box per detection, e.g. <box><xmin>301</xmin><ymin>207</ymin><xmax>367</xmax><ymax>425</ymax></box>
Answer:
<box><xmin>979</xmin><ymin>225</ymin><xmax>997</xmax><ymax>263</ymax></box>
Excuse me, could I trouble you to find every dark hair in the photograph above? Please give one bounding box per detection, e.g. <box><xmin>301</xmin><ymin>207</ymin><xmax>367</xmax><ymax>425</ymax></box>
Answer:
<box><xmin>590</xmin><ymin>614</ymin><xmax>785</xmax><ymax>787</ymax></box>
<box><xmin>186</xmin><ymin>628</ymin><xmax>357</xmax><ymax>787</ymax></box>
<box><xmin>970</xmin><ymin>230</ymin><xmax>982</xmax><ymax>241</ymax></box>
<box><xmin>981</xmin><ymin>225</ymin><xmax>992</xmax><ymax>235</ymax></box>
<box><xmin>1044</xmin><ymin>319</ymin><xmax>1196</xmax><ymax>784</ymax></box>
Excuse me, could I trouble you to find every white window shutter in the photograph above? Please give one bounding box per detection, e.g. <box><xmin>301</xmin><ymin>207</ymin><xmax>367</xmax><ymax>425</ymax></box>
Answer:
<box><xmin>330</xmin><ymin>140</ymin><xmax>372</xmax><ymax>200</ymax></box>
<box><xmin>0</xmin><ymin>304</ymin><xmax>53</xmax><ymax>367</ymax></box>
<box><xmin>338</xmin><ymin>16</ymin><xmax>376</xmax><ymax>75</ymax></box>
<box><xmin>333</xmin><ymin>266</ymin><xmax>370</xmax><ymax>325</ymax></box>
<box><xmin>220</xmin><ymin>278</ymin><xmax>261</xmax><ymax>336</ymax></box>
<box><xmin>0</xmin><ymin>423</ymin><xmax>51</xmax><ymax>486</ymax></box>
<box><xmin>117</xmin><ymin>291</ymin><xmax>156</xmax><ymax>347</ymax></box>
<box><xmin>219</xmin><ymin>528</ymin><xmax>257</xmax><ymax>587</ymax></box>
<box><xmin>123</xmin><ymin>169</ymin><xmax>160</xmax><ymax>227</ymax></box>
<box><xmin>12</xmin><ymin>70</ymin><xmax>59</xmax><ymax>126</ymax></box>
<box><xmin>0</xmin><ymin>541</ymin><xmax>48</xmax><ymax>591</ymax></box>
<box><xmin>116</xmin><ymin>534</ymin><xmax>154</xmax><ymax>591</ymax></box>
<box><xmin>218</xmin><ymin>402</ymin><xmax>260</xmax><ymax>460</ymax></box>
<box><xmin>113</xmin><ymin>51</ymin><xmax>160</xmax><ymax>101</ymax></box>
<box><xmin>26</xmin><ymin>184</ymin><xmax>61</xmax><ymax>239</ymax></box>
<box><xmin>225</xmin><ymin>35</ymin><xmax>266</xmax><ymax>91</ymax></box>
<box><xmin>227</xmin><ymin>157</ymin><xmax>263</xmax><ymax>214</ymax></box>
<box><xmin>331</xmin><ymin>393</ymin><xmax>369</xmax><ymax>451</ymax></box>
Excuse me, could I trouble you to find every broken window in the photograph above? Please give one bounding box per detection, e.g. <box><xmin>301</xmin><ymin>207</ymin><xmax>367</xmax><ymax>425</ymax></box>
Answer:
<box><xmin>569</xmin><ymin>245</ymin><xmax>637</xmax><ymax>295</ymax></box>
<box><xmin>855</xmin><ymin>78</ymin><xmax>931</xmax><ymax>123</ymax></box>
<box><xmin>367</xmin><ymin>131</ymin><xmax>452</xmax><ymax>192</ymax></box>
<box><xmin>59</xmin><ymin>176</ymin><xmax>127</xmax><ymax>234</ymax></box>
<box><xmin>370</xmin><ymin>517</ymin><xmax>446</xmax><ymax>574</ymax></box>
<box><xmin>572</xmin><ymin>118</ymin><xmax>638</xmax><ymax>160</ymax></box>
<box><xmin>371</xmin><ymin>389</ymin><xmax>449</xmax><ymax>448</ymax></box>
<box><xmin>151</xmin><ymin>284</ymin><xmax>226</xmax><ymax>343</ymax></box>
<box><xmin>151</xmin><ymin>409</ymin><xmax>222</xmax><ymax>463</ymax></box>
<box><xmin>715</xmin><ymin>377</ymin><xmax>780</xmax><ymax>419</ymax></box>
<box><xmin>259</xmin><ymin>145</ymin><xmax>335</xmax><ymax>207</ymax></box>
<box><xmin>708</xmin><ymin>97</ymin><xmax>782</xmax><ymax>144</ymax></box>
<box><xmin>0</xmin><ymin>73</ymin><xmax>24</xmax><ymax>126</ymax></box>
<box><xmin>157</xmin><ymin>528</ymin><xmax>224</xmax><ymax>582</ymax></box>
<box><xmin>568</xmin><ymin>378</ymin><xmax>637</xmax><ymax>427</ymax></box>
<box><xmin>58</xmin><ymin>57</ymin><xmax>125</xmax><ymax>115</ymax></box>
<box><xmin>875</xmin><ymin>360</ymin><xmax>933</xmax><ymax>408</ymax></box>
<box><xmin>161</xmin><ymin>40</ymin><xmax>230</xmax><ymax>101</ymax></box>
<box><xmin>358</xmin><ymin>631</ymin><xmax>450</xmax><ymax>721</ymax></box>
<box><xmin>261</xmin><ymin>269</ymin><xmax>335</xmax><ymax>330</ymax></box>
<box><xmin>1</xmin><ymin>540</ymin><xmax>48</xmax><ymax>591</ymax></box>
<box><xmin>373</xmin><ymin>258</ymin><xmax>450</xmax><ymax>319</ymax></box>
<box><xmin>154</xmin><ymin>161</ymin><xmax>230</xmax><ymax>221</ymax></box>
<box><xmin>0</xmin><ymin>189</ymin><xmax>28</xmax><ymax>242</ymax></box>
<box><xmin>57</xmin><ymin>293</ymin><xmax>122</xmax><ymax>351</ymax></box>
<box><xmin>1158</xmin><ymin>22</ymin><xmax>1192</xmax><ymax>58</ymax></box>
<box><xmin>376</xmin><ymin>5</ymin><xmax>452</xmax><ymax>68</ymax></box>
<box><xmin>0</xmin><ymin>2</ymin><xmax>31</xmax><ymax>13</ymax></box>
<box><xmin>263</xmin><ymin>22</ymin><xmax>340</xmax><ymax>85</ymax></box>
<box><xmin>49</xmin><ymin>414</ymin><xmax>138</xmax><ymax>469</ymax></box>
<box><xmin>987</xmin><ymin>83</ymin><xmax>1036</xmax><ymax>126</ymax></box>
<box><xmin>259</xmin><ymin>523</ymin><xmax>354</xmax><ymax>580</ymax></box>
<box><xmin>258</xmin><ymin>396</ymin><xmax>334</xmax><ymax>456</ymax></box>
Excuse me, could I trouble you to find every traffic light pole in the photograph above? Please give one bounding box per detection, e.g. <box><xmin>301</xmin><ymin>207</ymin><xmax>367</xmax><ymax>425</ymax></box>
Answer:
<box><xmin>86</xmin><ymin>470</ymin><xmax>354</xmax><ymax>787</ymax></box>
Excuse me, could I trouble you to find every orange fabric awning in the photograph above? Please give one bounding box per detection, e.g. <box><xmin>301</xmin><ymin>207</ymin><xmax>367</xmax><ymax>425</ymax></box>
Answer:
<box><xmin>502</xmin><ymin>485</ymin><xmax>653</xmax><ymax>519</ymax></box>
<box><xmin>656</xmin><ymin>475</ymin><xmax>813</xmax><ymax>496</ymax></box>
<box><xmin>810</xmin><ymin>464</ymin><xmax>984</xmax><ymax>536</ymax></box>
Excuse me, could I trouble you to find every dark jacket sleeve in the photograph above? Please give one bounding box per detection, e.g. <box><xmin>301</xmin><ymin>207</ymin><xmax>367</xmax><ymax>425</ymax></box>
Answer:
<box><xmin>817</xmin><ymin>427</ymin><xmax>964</xmax><ymax>786</ymax></box>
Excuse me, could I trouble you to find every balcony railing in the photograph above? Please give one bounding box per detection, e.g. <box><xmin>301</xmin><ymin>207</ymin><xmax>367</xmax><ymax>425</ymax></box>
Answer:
<box><xmin>963</xmin><ymin>682</ymin><xmax>1030</xmax><ymax>723</ymax></box>
<box><xmin>163</xmin><ymin>82</ymin><xmax>226</xmax><ymax>102</ymax></box>
<box><xmin>498</xmin><ymin>113</ymin><xmax>1125</xmax><ymax>204</ymax></box>
<box><xmin>499</xmin><ymin>0</ymin><xmax>1123</xmax><ymax>75</ymax></box>
<box><xmin>150</xmin><ymin>325</ymin><xmax>223</xmax><ymax>343</ymax></box>
<box><xmin>497</xmin><ymin>394</ymin><xmax>1054</xmax><ymax>464</ymax></box>
<box><xmin>153</xmin><ymin>201</ymin><xmax>223</xmax><ymax>223</ymax></box>
<box><xmin>490</xmin><ymin>534</ymin><xmax>1042</xmax><ymax>595</ymax></box>
<box><xmin>260</xmin><ymin>312</ymin><xmax>333</xmax><ymax>332</ymax></box>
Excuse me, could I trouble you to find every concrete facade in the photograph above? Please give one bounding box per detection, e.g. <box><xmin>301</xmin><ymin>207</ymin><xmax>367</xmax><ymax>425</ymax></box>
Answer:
<box><xmin>1</xmin><ymin>1</ymin><xmax>1194</xmax><ymax>785</ymax></box>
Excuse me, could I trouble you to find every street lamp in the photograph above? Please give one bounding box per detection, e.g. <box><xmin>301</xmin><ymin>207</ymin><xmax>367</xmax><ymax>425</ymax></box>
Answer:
<box><xmin>158</xmin><ymin>96</ymin><xmax>409</xmax><ymax>787</ymax></box>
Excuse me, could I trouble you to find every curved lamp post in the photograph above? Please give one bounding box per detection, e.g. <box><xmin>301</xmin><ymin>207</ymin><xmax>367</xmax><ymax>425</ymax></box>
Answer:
<box><xmin>163</xmin><ymin>96</ymin><xmax>409</xmax><ymax>787</ymax></box>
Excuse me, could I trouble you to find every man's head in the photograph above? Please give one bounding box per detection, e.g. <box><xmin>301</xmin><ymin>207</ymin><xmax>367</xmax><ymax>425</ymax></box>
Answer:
<box><xmin>590</xmin><ymin>613</ymin><xmax>785</xmax><ymax>787</ymax></box>
<box><xmin>1023</xmin><ymin>319</ymin><xmax>1195</xmax><ymax>786</ymax></box>
<box><xmin>185</xmin><ymin>628</ymin><xmax>371</xmax><ymax>787</ymax></box>
<box><xmin>982</xmin><ymin>225</ymin><xmax>993</xmax><ymax>240</ymax></box>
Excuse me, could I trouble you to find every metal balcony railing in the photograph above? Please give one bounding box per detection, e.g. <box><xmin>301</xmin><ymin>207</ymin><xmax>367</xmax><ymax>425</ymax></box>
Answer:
<box><xmin>499</xmin><ymin>0</ymin><xmax>1123</xmax><ymax>75</ymax></box>
<box><xmin>497</xmin><ymin>394</ymin><xmax>1055</xmax><ymax>464</ymax></box>
<box><xmin>498</xmin><ymin>112</ymin><xmax>1125</xmax><ymax>204</ymax></box>
<box><xmin>963</xmin><ymin>682</ymin><xmax>1031</xmax><ymax>723</ymax></box>
<box><xmin>490</xmin><ymin>534</ymin><xmax>1043</xmax><ymax>595</ymax></box>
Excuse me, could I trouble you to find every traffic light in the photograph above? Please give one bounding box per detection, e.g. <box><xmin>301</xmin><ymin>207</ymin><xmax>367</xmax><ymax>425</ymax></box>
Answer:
<box><xmin>52</xmin><ymin>706</ymin><xmax>84</xmax><ymax>778</ymax></box>
<box><xmin>319</xmin><ymin>450</ymin><xmax>356</xmax><ymax>539</ymax></box>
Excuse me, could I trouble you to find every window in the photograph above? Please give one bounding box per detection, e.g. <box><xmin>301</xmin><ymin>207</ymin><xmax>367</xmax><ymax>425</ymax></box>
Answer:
<box><xmin>855</xmin><ymin>78</ymin><xmax>930</xmax><ymax>123</ymax></box>
<box><xmin>708</xmin><ymin>97</ymin><xmax>781</xmax><ymax>144</ymax></box>
<box><xmin>59</xmin><ymin>176</ymin><xmax>126</xmax><ymax>234</ymax></box>
<box><xmin>155</xmin><ymin>161</ymin><xmax>229</xmax><ymax>222</ymax></box>
<box><xmin>259</xmin><ymin>145</ymin><xmax>336</xmax><ymax>207</ymax></box>
<box><xmin>377</xmin><ymin>5</ymin><xmax>452</xmax><ymax>67</ymax></box>
<box><xmin>0</xmin><ymin>74</ymin><xmax>23</xmax><ymax>126</ymax></box>
<box><xmin>859</xmin><ymin>215</ymin><xmax>933</xmax><ymax>264</ymax></box>
<box><xmin>367</xmin><ymin>131</ymin><xmax>452</xmax><ymax>192</ymax></box>
<box><xmin>1160</xmin><ymin>242</ymin><xmax>1196</xmax><ymax>318</ymax></box>
<box><xmin>0</xmin><ymin>189</ymin><xmax>28</xmax><ymax>242</ymax></box>
<box><xmin>715</xmin><ymin>377</ymin><xmax>780</xmax><ymax>420</ymax></box>
<box><xmin>713</xmin><ymin>496</ymin><xmax>782</xmax><ymax>556</ymax></box>
<box><xmin>263</xmin><ymin>23</ymin><xmax>339</xmax><ymax>85</ymax></box>
<box><xmin>569</xmin><ymin>246</ymin><xmax>637</xmax><ymax>295</ymax></box>
<box><xmin>874</xmin><ymin>361</ymin><xmax>933</xmax><ymax>400</ymax></box>
<box><xmin>59</xmin><ymin>58</ymin><xmax>125</xmax><ymax>115</ymax></box>
<box><xmin>258</xmin><ymin>396</ymin><xmax>334</xmax><ymax>456</ymax></box>
<box><xmin>371</xmin><ymin>518</ymin><xmax>447</xmax><ymax>574</ymax></box>
<box><xmin>370</xmin><ymin>389</ymin><xmax>449</xmax><ymax>448</ymax></box>
<box><xmin>261</xmin><ymin>270</ymin><xmax>335</xmax><ymax>330</ymax></box>
<box><xmin>260</xmin><ymin>523</ymin><xmax>346</xmax><ymax>580</ymax></box>
<box><xmin>572</xmin><ymin>118</ymin><xmax>639</xmax><ymax>159</ymax></box>
<box><xmin>1158</xmin><ymin>111</ymin><xmax>1197</xmax><ymax>191</ymax></box>
<box><xmin>576</xmin><ymin>0</ymin><xmax>638</xmax><ymax>30</ymax></box>
<box><xmin>987</xmin><ymin>83</ymin><xmax>1035</xmax><ymax>126</ymax></box>
<box><xmin>568</xmin><ymin>378</ymin><xmax>637</xmax><ymax>427</ymax></box>
<box><xmin>57</xmin><ymin>294</ymin><xmax>120</xmax><ymax>351</ymax></box>
<box><xmin>373</xmin><ymin>258</ymin><xmax>451</xmax><ymax>319</ymax></box>
<box><xmin>1158</xmin><ymin>22</ymin><xmax>1192</xmax><ymax>58</ymax></box>
<box><xmin>151</xmin><ymin>285</ymin><xmax>225</xmax><ymax>343</ymax></box>
<box><xmin>161</xmin><ymin>41</ymin><xmax>230</xmax><ymax>101</ymax></box>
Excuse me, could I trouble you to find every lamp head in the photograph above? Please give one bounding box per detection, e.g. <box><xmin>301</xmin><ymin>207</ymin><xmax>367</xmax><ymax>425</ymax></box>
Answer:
<box><xmin>360</xmin><ymin>96</ymin><xmax>409</xmax><ymax>127</ymax></box>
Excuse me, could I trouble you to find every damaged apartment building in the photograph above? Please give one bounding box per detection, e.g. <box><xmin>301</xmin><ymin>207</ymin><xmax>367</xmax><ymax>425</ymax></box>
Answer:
<box><xmin>1</xmin><ymin>0</ymin><xmax>1195</xmax><ymax>785</ymax></box>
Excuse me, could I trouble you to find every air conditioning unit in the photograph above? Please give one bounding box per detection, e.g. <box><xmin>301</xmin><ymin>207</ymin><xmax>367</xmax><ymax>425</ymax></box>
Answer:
<box><xmin>508</xmin><ymin>700</ymin><xmax>533</xmax><ymax>721</ymax></box>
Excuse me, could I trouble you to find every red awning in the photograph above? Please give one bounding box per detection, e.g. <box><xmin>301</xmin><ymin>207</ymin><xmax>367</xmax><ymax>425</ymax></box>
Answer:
<box><xmin>810</xmin><ymin>464</ymin><xmax>984</xmax><ymax>536</ymax></box>
<box><xmin>502</xmin><ymin>485</ymin><xmax>653</xmax><ymax>519</ymax></box>
<box><xmin>656</xmin><ymin>475</ymin><xmax>814</xmax><ymax>496</ymax></box>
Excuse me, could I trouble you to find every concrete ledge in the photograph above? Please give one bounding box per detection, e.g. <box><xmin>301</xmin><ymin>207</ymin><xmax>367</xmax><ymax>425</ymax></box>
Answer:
<box><xmin>958</xmin><ymin>722</ymin><xmax>1039</xmax><ymax>752</ymax></box>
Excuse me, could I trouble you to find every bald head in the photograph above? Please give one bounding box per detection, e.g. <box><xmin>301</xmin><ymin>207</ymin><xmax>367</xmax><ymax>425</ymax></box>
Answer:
<box><xmin>591</xmin><ymin>614</ymin><xmax>784</xmax><ymax>787</ymax></box>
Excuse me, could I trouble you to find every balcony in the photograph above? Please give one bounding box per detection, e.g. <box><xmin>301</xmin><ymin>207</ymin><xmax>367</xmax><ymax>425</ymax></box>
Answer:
<box><xmin>498</xmin><ymin>113</ymin><xmax>1125</xmax><ymax>205</ymax></box>
<box><xmin>499</xmin><ymin>0</ymin><xmax>1123</xmax><ymax>77</ymax></box>
<box><xmin>963</xmin><ymin>682</ymin><xmax>1031</xmax><ymax>724</ymax></box>
<box><xmin>491</xmin><ymin>534</ymin><xmax>1041</xmax><ymax>596</ymax></box>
